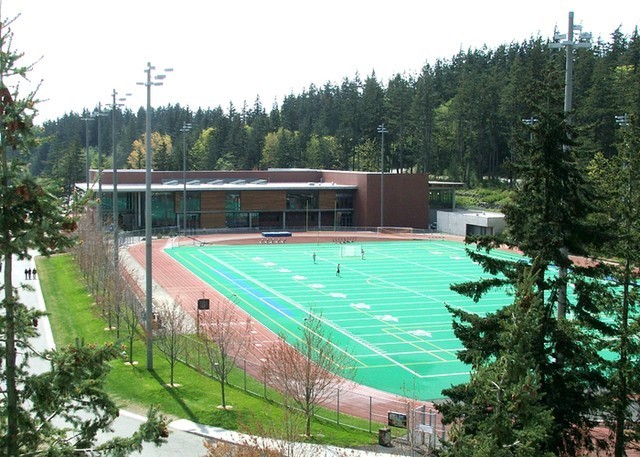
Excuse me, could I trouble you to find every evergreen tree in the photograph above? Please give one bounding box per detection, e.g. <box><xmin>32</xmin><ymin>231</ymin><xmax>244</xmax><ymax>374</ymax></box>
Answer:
<box><xmin>586</xmin><ymin>116</ymin><xmax>640</xmax><ymax>456</ymax></box>
<box><xmin>438</xmin><ymin>74</ymin><xmax>607</xmax><ymax>455</ymax></box>
<box><xmin>411</xmin><ymin>63</ymin><xmax>439</xmax><ymax>174</ymax></box>
<box><xmin>385</xmin><ymin>73</ymin><xmax>415</xmax><ymax>173</ymax></box>
<box><xmin>0</xmin><ymin>14</ymin><xmax>167</xmax><ymax>456</ymax></box>
<box><xmin>437</xmin><ymin>267</ymin><xmax>555</xmax><ymax>457</ymax></box>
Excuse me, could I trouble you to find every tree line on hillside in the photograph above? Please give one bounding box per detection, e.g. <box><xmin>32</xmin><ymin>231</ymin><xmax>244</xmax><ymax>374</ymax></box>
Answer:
<box><xmin>30</xmin><ymin>27</ymin><xmax>640</xmax><ymax>200</ymax></box>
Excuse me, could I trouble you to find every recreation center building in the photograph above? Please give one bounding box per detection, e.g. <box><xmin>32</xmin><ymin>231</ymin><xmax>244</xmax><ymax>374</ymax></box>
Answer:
<box><xmin>83</xmin><ymin>168</ymin><xmax>432</xmax><ymax>233</ymax></box>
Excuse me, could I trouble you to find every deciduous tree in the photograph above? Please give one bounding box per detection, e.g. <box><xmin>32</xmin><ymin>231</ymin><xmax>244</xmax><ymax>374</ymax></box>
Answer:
<box><xmin>0</xmin><ymin>13</ymin><xmax>166</xmax><ymax>456</ymax></box>
<box><xmin>264</xmin><ymin>312</ymin><xmax>357</xmax><ymax>437</ymax></box>
<box><xmin>156</xmin><ymin>298</ymin><xmax>191</xmax><ymax>387</ymax></box>
<box><xmin>200</xmin><ymin>296</ymin><xmax>252</xmax><ymax>410</ymax></box>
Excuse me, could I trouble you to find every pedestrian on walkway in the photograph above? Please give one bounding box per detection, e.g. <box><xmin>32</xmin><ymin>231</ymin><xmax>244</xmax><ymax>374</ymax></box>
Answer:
<box><xmin>336</xmin><ymin>264</ymin><xmax>341</xmax><ymax>276</ymax></box>
<box><xmin>24</xmin><ymin>268</ymin><xmax>29</xmax><ymax>280</ymax></box>
<box><xmin>27</xmin><ymin>268</ymin><xmax>32</xmax><ymax>280</ymax></box>
<box><xmin>32</xmin><ymin>268</ymin><xmax>37</xmax><ymax>279</ymax></box>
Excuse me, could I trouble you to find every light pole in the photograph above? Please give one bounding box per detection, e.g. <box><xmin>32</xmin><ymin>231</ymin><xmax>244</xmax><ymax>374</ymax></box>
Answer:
<box><xmin>137</xmin><ymin>62</ymin><xmax>172</xmax><ymax>370</ymax></box>
<box><xmin>615</xmin><ymin>113</ymin><xmax>629</xmax><ymax>128</ymax></box>
<box><xmin>81</xmin><ymin>115</ymin><xmax>95</xmax><ymax>189</ymax></box>
<box><xmin>180</xmin><ymin>121</ymin><xmax>192</xmax><ymax>237</ymax></box>
<box><xmin>550</xmin><ymin>12</ymin><xmax>591</xmax><ymax>117</ymax></box>
<box><xmin>109</xmin><ymin>89</ymin><xmax>130</xmax><ymax>337</ymax></box>
<box><xmin>93</xmin><ymin>103</ymin><xmax>108</xmax><ymax>227</ymax></box>
<box><xmin>550</xmin><ymin>11</ymin><xmax>591</xmax><ymax>320</ymax></box>
<box><xmin>377</xmin><ymin>123</ymin><xmax>388</xmax><ymax>228</ymax></box>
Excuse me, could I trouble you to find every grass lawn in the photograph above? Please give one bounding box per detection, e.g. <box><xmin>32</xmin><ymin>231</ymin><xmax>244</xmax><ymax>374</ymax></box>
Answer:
<box><xmin>35</xmin><ymin>253</ymin><xmax>380</xmax><ymax>448</ymax></box>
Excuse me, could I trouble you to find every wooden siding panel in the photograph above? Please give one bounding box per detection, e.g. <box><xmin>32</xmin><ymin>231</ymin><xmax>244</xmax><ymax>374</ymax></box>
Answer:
<box><xmin>201</xmin><ymin>212</ymin><xmax>226</xmax><ymax>228</ymax></box>
<box><xmin>319</xmin><ymin>190</ymin><xmax>336</xmax><ymax>210</ymax></box>
<box><xmin>241</xmin><ymin>190</ymin><xmax>286</xmax><ymax>211</ymax></box>
<box><xmin>201</xmin><ymin>192</ymin><xmax>225</xmax><ymax>211</ymax></box>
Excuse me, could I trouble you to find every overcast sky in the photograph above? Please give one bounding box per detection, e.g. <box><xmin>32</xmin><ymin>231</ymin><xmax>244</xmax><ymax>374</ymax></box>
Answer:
<box><xmin>2</xmin><ymin>0</ymin><xmax>639</xmax><ymax>123</ymax></box>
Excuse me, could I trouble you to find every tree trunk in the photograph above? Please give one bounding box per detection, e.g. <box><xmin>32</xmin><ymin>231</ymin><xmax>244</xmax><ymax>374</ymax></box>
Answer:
<box><xmin>614</xmin><ymin>258</ymin><xmax>631</xmax><ymax>457</ymax></box>
<box><xmin>220</xmin><ymin>379</ymin><xmax>226</xmax><ymax>409</ymax></box>
<box><xmin>3</xmin><ymin>143</ymin><xmax>18</xmax><ymax>457</ymax></box>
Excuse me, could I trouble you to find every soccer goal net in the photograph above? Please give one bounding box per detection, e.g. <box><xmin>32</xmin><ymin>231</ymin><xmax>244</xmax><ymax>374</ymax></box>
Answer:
<box><xmin>377</xmin><ymin>226</ymin><xmax>414</xmax><ymax>236</ymax></box>
<box><xmin>339</xmin><ymin>244</ymin><xmax>363</xmax><ymax>258</ymax></box>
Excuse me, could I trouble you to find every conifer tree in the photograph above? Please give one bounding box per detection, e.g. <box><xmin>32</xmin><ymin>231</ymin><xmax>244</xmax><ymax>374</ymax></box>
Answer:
<box><xmin>437</xmin><ymin>267</ymin><xmax>555</xmax><ymax>457</ymax></box>
<box><xmin>438</xmin><ymin>72</ymin><xmax>606</xmax><ymax>455</ymax></box>
<box><xmin>0</xmin><ymin>13</ymin><xmax>167</xmax><ymax>456</ymax></box>
<box><xmin>586</xmin><ymin>116</ymin><xmax>640</xmax><ymax>456</ymax></box>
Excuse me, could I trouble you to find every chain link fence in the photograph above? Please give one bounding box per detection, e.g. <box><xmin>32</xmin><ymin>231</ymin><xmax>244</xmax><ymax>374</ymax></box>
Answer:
<box><xmin>165</xmin><ymin>334</ymin><xmax>446</xmax><ymax>451</ymax></box>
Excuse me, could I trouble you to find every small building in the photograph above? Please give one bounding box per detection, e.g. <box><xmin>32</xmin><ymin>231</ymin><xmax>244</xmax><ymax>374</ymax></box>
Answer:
<box><xmin>436</xmin><ymin>209</ymin><xmax>506</xmax><ymax>237</ymax></box>
<box><xmin>428</xmin><ymin>181</ymin><xmax>465</xmax><ymax>228</ymax></box>
<box><xmin>80</xmin><ymin>168</ymin><xmax>429</xmax><ymax>232</ymax></box>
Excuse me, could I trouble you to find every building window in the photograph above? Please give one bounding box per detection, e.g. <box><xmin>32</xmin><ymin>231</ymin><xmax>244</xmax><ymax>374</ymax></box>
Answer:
<box><xmin>429</xmin><ymin>189</ymin><xmax>455</xmax><ymax>208</ymax></box>
<box><xmin>286</xmin><ymin>191</ymin><xmax>318</xmax><ymax>210</ymax></box>
<box><xmin>226</xmin><ymin>212</ymin><xmax>249</xmax><ymax>228</ymax></box>
<box><xmin>186</xmin><ymin>191</ymin><xmax>201</xmax><ymax>211</ymax></box>
<box><xmin>226</xmin><ymin>192</ymin><xmax>240</xmax><ymax>211</ymax></box>
<box><xmin>151</xmin><ymin>192</ymin><xmax>175</xmax><ymax>227</ymax></box>
<box><xmin>336</xmin><ymin>192</ymin><xmax>354</xmax><ymax>209</ymax></box>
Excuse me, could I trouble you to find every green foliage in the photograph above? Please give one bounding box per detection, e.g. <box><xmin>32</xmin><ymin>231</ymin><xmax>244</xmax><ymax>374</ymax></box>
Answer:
<box><xmin>437</xmin><ymin>270</ymin><xmax>555</xmax><ymax>457</ymax></box>
<box><xmin>504</xmin><ymin>98</ymin><xmax>601</xmax><ymax>265</ymax></box>
<box><xmin>29</xmin><ymin>28</ymin><xmax>640</xmax><ymax>188</ymax></box>
<box><xmin>584</xmin><ymin>116</ymin><xmax>640</xmax><ymax>455</ymax></box>
<box><xmin>37</xmin><ymin>253</ymin><xmax>378</xmax><ymax>448</ymax></box>
<box><xmin>440</xmin><ymin>81</ymin><xmax>613</xmax><ymax>455</ymax></box>
<box><xmin>455</xmin><ymin>186</ymin><xmax>514</xmax><ymax>210</ymax></box>
<box><xmin>18</xmin><ymin>339</ymin><xmax>167</xmax><ymax>456</ymax></box>
<box><xmin>0</xmin><ymin>14</ymin><xmax>167</xmax><ymax>457</ymax></box>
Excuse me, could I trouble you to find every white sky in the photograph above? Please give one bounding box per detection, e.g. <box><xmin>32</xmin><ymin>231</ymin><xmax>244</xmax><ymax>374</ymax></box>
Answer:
<box><xmin>2</xmin><ymin>0</ymin><xmax>639</xmax><ymax>123</ymax></box>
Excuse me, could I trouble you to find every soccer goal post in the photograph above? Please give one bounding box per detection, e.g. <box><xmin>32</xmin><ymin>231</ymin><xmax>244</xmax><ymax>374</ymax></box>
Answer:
<box><xmin>339</xmin><ymin>244</ymin><xmax>363</xmax><ymax>258</ymax></box>
<box><xmin>376</xmin><ymin>226</ymin><xmax>414</xmax><ymax>237</ymax></box>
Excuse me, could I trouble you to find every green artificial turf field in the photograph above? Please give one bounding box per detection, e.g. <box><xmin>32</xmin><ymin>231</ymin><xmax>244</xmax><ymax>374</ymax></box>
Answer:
<box><xmin>166</xmin><ymin>239</ymin><xmax>523</xmax><ymax>400</ymax></box>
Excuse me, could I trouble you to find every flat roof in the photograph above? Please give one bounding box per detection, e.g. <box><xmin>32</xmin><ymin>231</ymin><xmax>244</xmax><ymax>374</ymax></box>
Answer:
<box><xmin>78</xmin><ymin>181</ymin><xmax>357</xmax><ymax>193</ymax></box>
<box><xmin>428</xmin><ymin>181</ymin><xmax>465</xmax><ymax>188</ymax></box>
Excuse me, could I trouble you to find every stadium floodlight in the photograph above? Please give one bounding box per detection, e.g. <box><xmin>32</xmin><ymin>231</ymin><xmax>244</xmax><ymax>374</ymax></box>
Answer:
<box><xmin>138</xmin><ymin>62</ymin><xmax>173</xmax><ymax>371</ymax></box>
<box><xmin>549</xmin><ymin>11</ymin><xmax>591</xmax><ymax>114</ymax></box>
<box><xmin>615</xmin><ymin>114</ymin><xmax>629</xmax><ymax>128</ymax></box>
<box><xmin>377</xmin><ymin>123</ymin><xmax>388</xmax><ymax>228</ymax></box>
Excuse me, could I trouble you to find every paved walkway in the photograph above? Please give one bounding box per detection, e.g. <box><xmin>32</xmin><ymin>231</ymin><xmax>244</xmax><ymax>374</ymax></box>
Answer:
<box><xmin>9</xmin><ymin>252</ymin><xmax>400</xmax><ymax>457</ymax></box>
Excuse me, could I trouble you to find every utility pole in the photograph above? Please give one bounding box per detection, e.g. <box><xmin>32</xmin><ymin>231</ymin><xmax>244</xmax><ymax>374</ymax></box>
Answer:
<box><xmin>94</xmin><ymin>103</ymin><xmax>108</xmax><ymax>226</ymax></box>
<box><xmin>109</xmin><ymin>89</ymin><xmax>130</xmax><ymax>337</ymax></box>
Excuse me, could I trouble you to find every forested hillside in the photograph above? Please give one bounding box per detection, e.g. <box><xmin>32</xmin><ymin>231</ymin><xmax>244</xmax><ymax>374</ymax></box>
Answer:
<box><xmin>31</xmin><ymin>29</ymin><xmax>640</xmax><ymax>198</ymax></box>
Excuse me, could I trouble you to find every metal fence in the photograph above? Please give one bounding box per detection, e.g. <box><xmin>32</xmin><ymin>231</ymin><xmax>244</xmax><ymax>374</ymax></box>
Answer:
<box><xmin>135</xmin><ymin>224</ymin><xmax>448</xmax><ymax>449</ymax></box>
<box><xmin>164</xmin><ymin>333</ymin><xmax>446</xmax><ymax>449</ymax></box>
